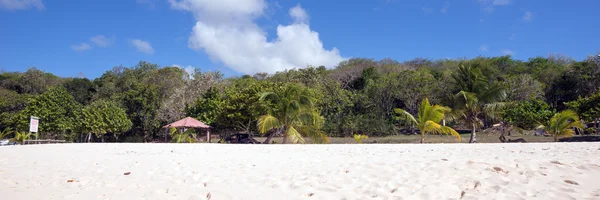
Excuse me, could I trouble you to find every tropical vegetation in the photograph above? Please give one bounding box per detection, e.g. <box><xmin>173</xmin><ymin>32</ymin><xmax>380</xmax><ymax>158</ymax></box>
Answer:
<box><xmin>395</xmin><ymin>98</ymin><xmax>460</xmax><ymax>143</ymax></box>
<box><xmin>1</xmin><ymin>53</ymin><xmax>599</xmax><ymax>143</ymax></box>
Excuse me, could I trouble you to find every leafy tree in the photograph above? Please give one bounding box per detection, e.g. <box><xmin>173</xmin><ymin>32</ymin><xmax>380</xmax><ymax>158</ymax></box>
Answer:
<box><xmin>17</xmin><ymin>68</ymin><xmax>63</xmax><ymax>94</ymax></box>
<box><xmin>218</xmin><ymin>79</ymin><xmax>275</xmax><ymax>132</ymax></box>
<box><xmin>394</xmin><ymin>98</ymin><xmax>460</xmax><ymax>143</ymax></box>
<box><xmin>0</xmin><ymin>89</ymin><xmax>32</xmax><ymax>130</ymax></box>
<box><xmin>63</xmin><ymin>78</ymin><xmax>95</xmax><ymax>105</ymax></box>
<box><xmin>451</xmin><ymin>64</ymin><xmax>506</xmax><ymax>143</ymax></box>
<box><xmin>537</xmin><ymin>110</ymin><xmax>584</xmax><ymax>142</ymax></box>
<box><xmin>257</xmin><ymin>84</ymin><xmax>329</xmax><ymax>144</ymax></box>
<box><xmin>502</xmin><ymin>99</ymin><xmax>555</xmax><ymax>129</ymax></box>
<box><xmin>505</xmin><ymin>74</ymin><xmax>544</xmax><ymax>101</ymax></box>
<box><xmin>15</xmin><ymin>87</ymin><xmax>81</xmax><ymax>137</ymax></box>
<box><xmin>186</xmin><ymin>87</ymin><xmax>225</xmax><ymax>125</ymax></box>
<box><xmin>80</xmin><ymin>100</ymin><xmax>132</xmax><ymax>142</ymax></box>
<box><xmin>121</xmin><ymin>83</ymin><xmax>160</xmax><ymax>141</ymax></box>
<box><xmin>566</xmin><ymin>90</ymin><xmax>600</xmax><ymax>132</ymax></box>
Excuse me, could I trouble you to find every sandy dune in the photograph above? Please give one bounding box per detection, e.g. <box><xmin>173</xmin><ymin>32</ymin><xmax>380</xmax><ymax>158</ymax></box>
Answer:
<box><xmin>1</xmin><ymin>143</ymin><xmax>599</xmax><ymax>200</ymax></box>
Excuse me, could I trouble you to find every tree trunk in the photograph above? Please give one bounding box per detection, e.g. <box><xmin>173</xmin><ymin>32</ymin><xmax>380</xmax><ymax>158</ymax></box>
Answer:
<box><xmin>420</xmin><ymin>131</ymin><xmax>425</xmax><ymax>143</ymax></box>
<box><xmin>263</xmin><ymin>132</ymin><xmax>273</xmax><ymax>144</ymax></box>
<box><xmin>554</xmin><ymin>135</ymin><xmax>558</xmax><ymax>142</ymax></box>
<box><xmin>282</xmin><ymin>127</ymin><xmax>289</xmax><ymax>144</ymax></box>
<box><xmin>469</xmin><ymin>123</ymin><xmax>477</xmax><ymax>143</ymax></box>
<box><xmin>263</xmin><ymin>129</ymin><xmax>277</xmax><ymax>144</ymax></box>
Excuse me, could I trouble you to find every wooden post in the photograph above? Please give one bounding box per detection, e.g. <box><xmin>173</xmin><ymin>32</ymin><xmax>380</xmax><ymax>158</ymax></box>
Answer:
<box><xmin>206</xmin><ymin>129</ymin><xmax>210</xmax><ymax>143</ymax></box>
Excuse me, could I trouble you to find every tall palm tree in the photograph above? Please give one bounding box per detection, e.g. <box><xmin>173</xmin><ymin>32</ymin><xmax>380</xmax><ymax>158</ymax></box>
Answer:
<box><xmin>257</xmin><ymin>84</ymin><xmax>329</xmax><ymax>144</ymax></box>
<box><xmin>451</xmin><ymin>64</ymin><xmax>506</xmax><ymax>143</ymax></box>
<box><xmin>395</xmin><ymin>98</ymin><xmax>460</xmax><ymax>143</ymax></box>
<box><xmin>537</xmin><ymin>110</ymin><xmax>584</xmax><ymax>142</ymax></box>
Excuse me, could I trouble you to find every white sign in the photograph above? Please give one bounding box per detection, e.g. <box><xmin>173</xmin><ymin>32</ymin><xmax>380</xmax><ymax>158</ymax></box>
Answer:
<box><xmin>29</xmin><ymin>116</ymin><xmax>39</xmax><ymax>133</ymax></box>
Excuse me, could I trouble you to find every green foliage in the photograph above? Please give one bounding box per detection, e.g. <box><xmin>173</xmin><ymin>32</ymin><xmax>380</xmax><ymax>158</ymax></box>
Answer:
<box><xmin>169</xmin><ymin>128</ymin><xmax>196</xmax><ymax>143</ymax></box>
<box><xmin>186</xmin><ymin>87</ymin><xmax>224</xmax><ymax>125</ymax></box>
<box><xmin>121</xmin><ymin>83</ymin><xmax>160</xmax><ymax>141</ymax></box>
<box><xmin>451</xmin><ymin>64</ymin><xmax>506</xmax><ymax>143</ymax></box>
<box><xmin>537</xmin><ymin>110</ymin><xmax>585</xmax><ymax>142</ymax></box>
<box><xmin>80</xmin><ymin>100</ymin><xmax>132</xmax><ymax>139</ymax></box>
<box><xmin>1</xmin><ymin>53</ymin><xmax>599</xmax><ymax>143</ymax></box>
<box><xmin>15</xmin><ymin>86</ymin><xmax>81</xmax><ymax>135</ymax></box>
<box><xmin>353</xmin><ymin>134</ymin><xmax>368</xmax><ymax>143</ymax></box>
<box><xmin>502</xmin><ymin>99</ymin><xmax>555</xmax><ymax>129</ymax></box>
<box><xmin>0</xmin><ymin>89</ymin><xmax>32</xmax><ymax>130</ymax></box>
<box><xmin>0</xmin><ymin>128</ymin><xmax>13</xmax><ymax>140</ymax></box>
<box><xmin>63</xmin><ymin>78</ymin><xmax>95</xmax><ymax>105</ymax></box>
<box><xmin>258</xmin><ymin>84</ymin><xmax>329</xmax><ymax>144</ymax></box>
<box><xmin>11</xmin><ymin>131</ymin><xmax>32</xmax><ymax>144</ymax></box>
<box><xmin>395</xmin><ymin>98</ymin><xmax>460</xmax><ymax>143</ymax></box>
<box><xmin>565</xmin><ymin>90</ymin><xmax>600</xmax><ymax>122</ymax></box>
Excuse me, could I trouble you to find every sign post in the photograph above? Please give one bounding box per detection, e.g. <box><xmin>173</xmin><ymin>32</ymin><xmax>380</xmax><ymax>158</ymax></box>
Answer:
<box><xmin>29</xmin><ymin>116</ymin><xmax>39</xmax><ymax>142</ymax></box>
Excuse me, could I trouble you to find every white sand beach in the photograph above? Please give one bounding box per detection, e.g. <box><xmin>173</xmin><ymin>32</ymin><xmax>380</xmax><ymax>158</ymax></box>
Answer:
<box><xmin>1</xmin><ymin>143</ymin><xmax>599</xmax><ymax>200</ymax></box>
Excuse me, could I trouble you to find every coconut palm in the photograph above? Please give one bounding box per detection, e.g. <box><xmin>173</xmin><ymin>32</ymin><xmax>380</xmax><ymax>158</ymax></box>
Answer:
<box><xmin>394</xmin><ymin>98</ymin><xmax>460</xmax><ymax>143</ymax></box>
<box><xmin>537</xmin><ymin>110</ymin><xmax>585</xmax><ymax>142</ymax></box>
<box><xmin>451</xmin><ymin>64</ymin><xmax>506</xmax><ymax>143</ymax></box>
<box><xmin>257</xmin><ymin>84</ymin><xmax>329</xmax><ymax>144</ymax></box>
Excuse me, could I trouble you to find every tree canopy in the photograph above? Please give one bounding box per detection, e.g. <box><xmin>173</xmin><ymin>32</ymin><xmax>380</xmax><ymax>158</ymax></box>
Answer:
<box><xmin>1</xmin><ymin>53</ymin><xmax>599</xmax><ymax>143</ymax></box>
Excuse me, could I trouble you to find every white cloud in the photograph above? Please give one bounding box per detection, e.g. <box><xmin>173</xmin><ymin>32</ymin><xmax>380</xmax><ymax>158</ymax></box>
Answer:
<box><xmin>522</xmin><ymin>11</ymin><xmax>533</xmax><ymax>22</ymax></box>
<box><xmin>173</xmin><ymin>64</ymin><xmax>196</xmax><ymax>78</ymax></box>
<box><xmin>422</xmin><ymin>7</ymin><xmax>433</xmax><ymax>15</ymax></box>
<box><xmin>440</xmin><ymin>1</ymin><xmax>450</xmax><ymax>14</ymax></box>
<box><xmin>0</xmin><ymin>0</ymin><xmax>44</xmax><ymax>11</ymax></box>
<box><xmin>478</xmin><ymin>0</ymin><xmax>511</xmax><ymax>13</ymax></box>
<box><xmin>479</xmin><ymin>44</ymin><xmax>489</xmax><ymax>52</ymax></box>
<box><xmin>131</xmin><ymin>39</ymin><xmax>154</xmax><ymax>54</ymax></box>
<box><xmin>289</xmin><ymin>4</ymin><xmax>308</xmax><ymax>23</ymax></box>
<box><xmin>492</xmin><ymin>0</ymin><xmax>511</xmax><ymax>6</ymax></box>
<box><xmin>90</xmin><ymin>35</ymin><xmax>113</xmax><ymax>47</ymax></box>
<box><xmin>71</xmin><ymin>43</ymin><xmax>92</xmax><ymax>52</ymax></box>
<box><xmin>501</xmin><ymin>49</ymin><xmax>515</xmax><ymax>56</ymax></box>
<box><xmin>169</xmin><ymin>0</ymin><xmax>346</xmax><ymax>74</ymax></box>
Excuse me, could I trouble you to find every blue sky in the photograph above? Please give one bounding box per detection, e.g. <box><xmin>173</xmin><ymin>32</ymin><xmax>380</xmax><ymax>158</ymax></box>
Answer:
<box><xmin>0</xmin><ymin>0</ymin><xmax>599</xmax><ymax>78</ymax></box>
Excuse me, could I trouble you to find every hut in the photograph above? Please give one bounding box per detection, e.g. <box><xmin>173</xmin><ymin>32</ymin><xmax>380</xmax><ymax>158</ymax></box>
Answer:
<box><xmin>163</xmin><ymin>117</ymin><xmax>212</xmax><ymax>142</ymax></box>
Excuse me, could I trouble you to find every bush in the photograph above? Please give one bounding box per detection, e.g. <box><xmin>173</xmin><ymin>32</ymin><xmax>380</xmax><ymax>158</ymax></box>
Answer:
<box><xmin>503</xmin><ymin>99</ymin><xmax>555</xmax><ymax>129</ymax></box>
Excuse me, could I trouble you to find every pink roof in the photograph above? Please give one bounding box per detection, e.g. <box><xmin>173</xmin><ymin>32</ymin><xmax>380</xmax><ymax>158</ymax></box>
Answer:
<box><xmin>163</xmin><ymin>117</ymin><xmax>211</xmax><ymax>129</ymax></box>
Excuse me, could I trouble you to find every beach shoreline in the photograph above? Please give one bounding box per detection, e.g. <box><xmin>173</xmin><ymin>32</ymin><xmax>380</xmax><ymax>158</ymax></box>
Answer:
<box><xmin>1</xmin><ymin>143</ymin><xmax>599</xmax><ymax>200</ymax></box>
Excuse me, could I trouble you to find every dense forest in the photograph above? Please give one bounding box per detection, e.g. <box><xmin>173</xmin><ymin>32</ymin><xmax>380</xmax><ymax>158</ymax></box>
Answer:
<box><xmin>1</xmin><ymin>53</ymin><xmax>599</xmax><ymax>143</ymax></box>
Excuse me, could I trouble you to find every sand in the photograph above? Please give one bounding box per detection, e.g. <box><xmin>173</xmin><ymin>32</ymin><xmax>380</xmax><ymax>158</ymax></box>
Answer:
<box><xmin>1</xmin><ymin>143</ymin><xmax>599</xmax><ymax>200</ymax></box>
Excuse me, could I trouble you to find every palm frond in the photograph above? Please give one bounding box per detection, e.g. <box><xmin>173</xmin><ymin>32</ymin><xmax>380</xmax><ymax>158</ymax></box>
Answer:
<box><xmin>257</xmin><ymin>115</ymin><xmax>282</xmax><ymax>134</ymax></box>
<box><xmin>286</xmin><ymin>125</ymin><xmax>306</xmax><ymax>144</ymax></box>
<box><xmin>298</xmin><ymin>125</ymin><xmax>329</xmax><ymax>144</ymax></box>
<box><xmin>393</xmin><ymin>108</ymin><xmax>418</xmax><ymax>125</ymax></box>
<box><xmin>483</xmin><ymin>102</ymin><xmax>506</xmax><ymax>119</ymax></box>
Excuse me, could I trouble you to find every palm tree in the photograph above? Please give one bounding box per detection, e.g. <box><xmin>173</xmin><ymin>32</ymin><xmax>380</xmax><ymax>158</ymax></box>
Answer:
<box><xmin>12</xmin><ymin>131</ymin><xmax>32</xmax><ymax>145</ymax></box>
<box><xmin>257</xmin><ymin>84</ymin><xmax>329</xmax><ymax>144</ymax></box>
<box><xmin>169</xmin><ymin>128</ymin><xmax>196</xmax><ymax>143</ymax></box>
<box><xmin>537</xmin><ymin>110</ymin><xmax>584</xmax><ymax>142</ymax></box>
<box><xmin>0</xmin><ymin>128</ymin><xmax>14</xmax><ymax>140</ymax></box>
<box><xmin>394</xmin><ymin>98</ymin><xmax>460</xmax><ymax>143</ymax></box>
<box><xmin>451</xmin><ymin>64</ymin><xmax>506</xmax><ymax>143</ymax></box>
